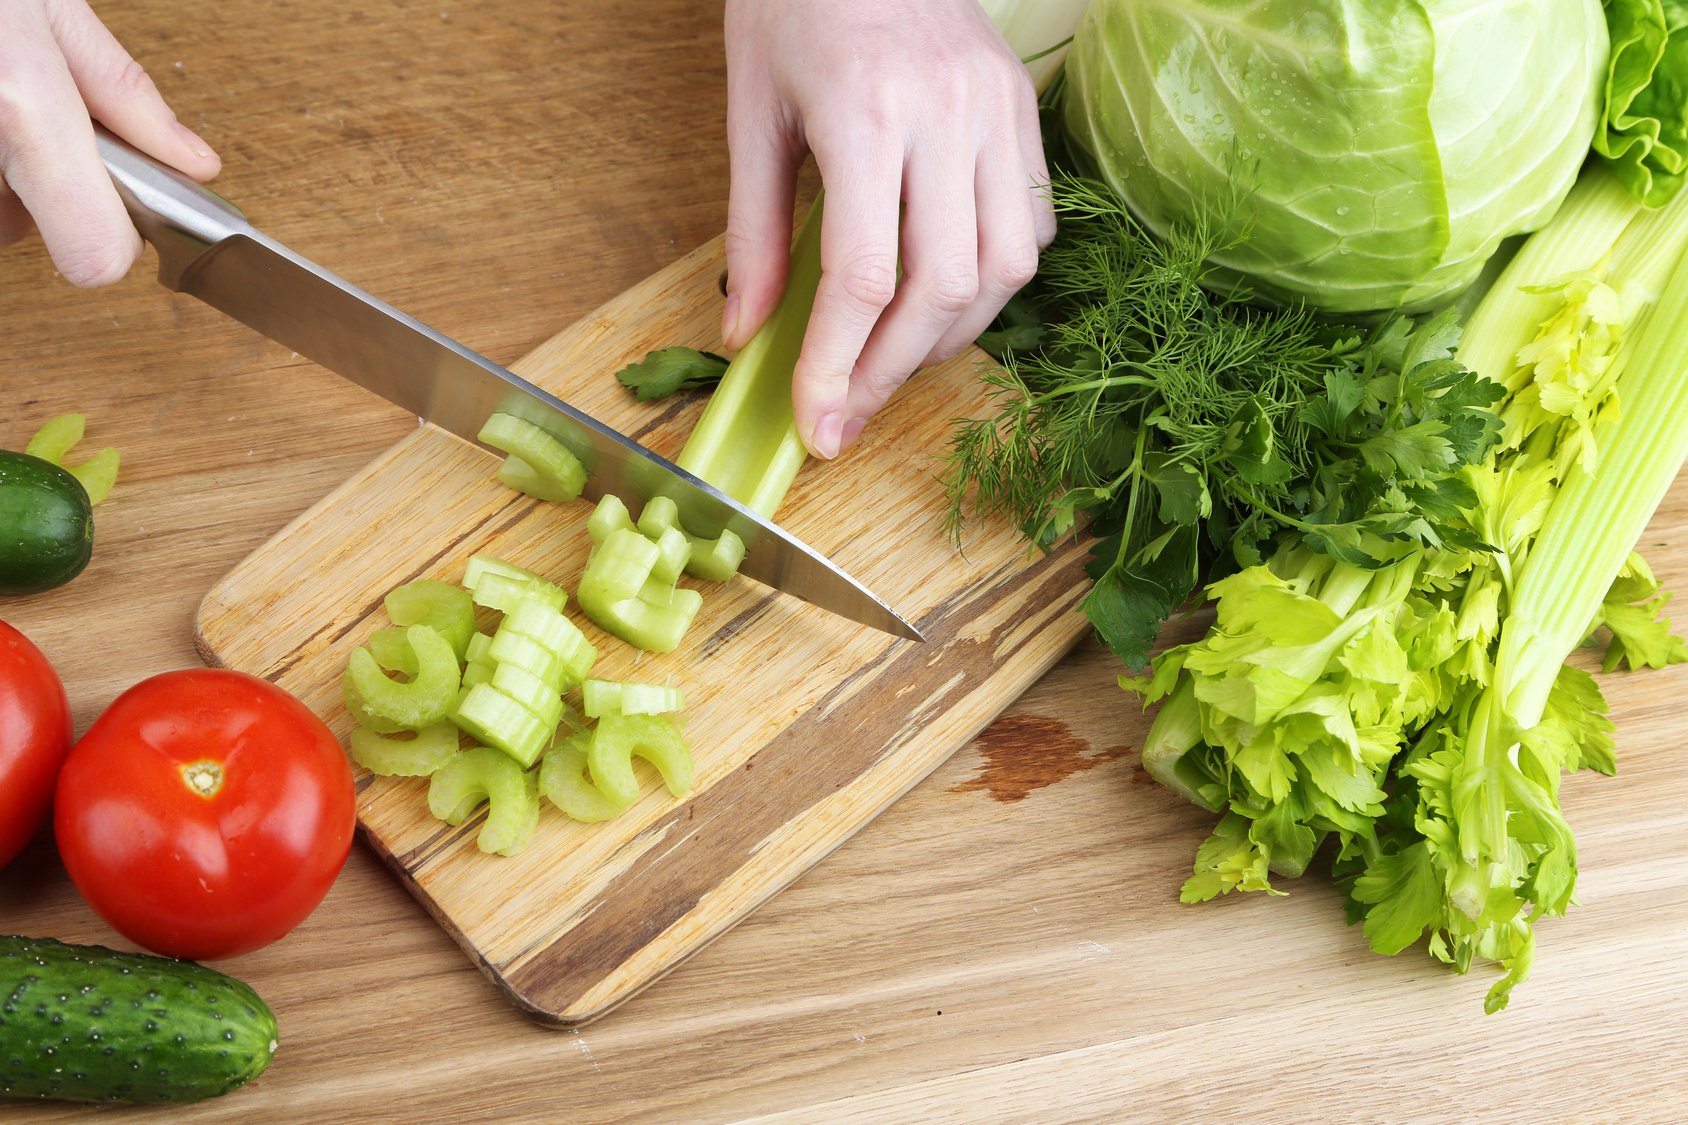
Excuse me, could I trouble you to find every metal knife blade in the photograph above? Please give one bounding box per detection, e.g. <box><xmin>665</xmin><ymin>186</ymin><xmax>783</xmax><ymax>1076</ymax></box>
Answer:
<box><xmin>97</xmin><ymin>131</ymin><xmax>922</xmax><ymax>642</ymax></box>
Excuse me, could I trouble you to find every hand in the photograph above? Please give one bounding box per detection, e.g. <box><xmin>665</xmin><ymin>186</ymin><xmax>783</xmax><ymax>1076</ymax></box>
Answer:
<box><xmin>0</xmin><ymin>0</ymin><xmax>220</xmax><ymax>286</ymax></box>
<box><xmin>723</xmin><ymin>0</ymin><xmax>1055</xmax><ymax>459</ymax></box>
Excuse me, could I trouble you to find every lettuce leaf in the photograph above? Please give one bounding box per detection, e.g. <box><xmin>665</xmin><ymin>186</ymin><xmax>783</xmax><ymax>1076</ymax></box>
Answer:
<box><xmin>1596</xmin><ymin>0</ymin><xmax>1688</xmax><ymax>206</ymax></box>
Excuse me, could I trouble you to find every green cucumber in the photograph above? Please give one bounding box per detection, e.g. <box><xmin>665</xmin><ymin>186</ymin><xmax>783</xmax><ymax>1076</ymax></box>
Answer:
<box><xmin>0</xmin><ymin>935</ymin><xmax>278</xmax><ymax>1104</ymax></box>
<box><xmin>0</xmin><ymin>450</ymin><xmax>93</xmax><ymax>596</ymax></box>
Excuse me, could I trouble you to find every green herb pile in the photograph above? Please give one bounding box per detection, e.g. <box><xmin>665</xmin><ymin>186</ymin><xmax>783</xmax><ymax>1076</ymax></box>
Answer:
<box><xmin>946</xmin><ymin>140</ymin><xmax>1688</xmax><ymax>1012</ymax></box>
<box><xmin>945</xmin><ymin>176</ymin><xmax>1504</xmax><ymax>669</ymax></box>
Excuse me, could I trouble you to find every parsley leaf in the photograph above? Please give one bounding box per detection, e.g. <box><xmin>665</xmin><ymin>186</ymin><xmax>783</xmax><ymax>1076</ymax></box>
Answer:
<box><xmin>614</xmin><ymin>347</ymin><xmax>730</xmax><ymax>401</ymax></box>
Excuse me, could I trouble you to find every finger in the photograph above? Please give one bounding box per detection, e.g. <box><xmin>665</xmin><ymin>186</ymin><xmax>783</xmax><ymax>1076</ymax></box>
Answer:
<box><xmin>48</xmin><ymin>0</ymin><xmax>220</xmax><ymax>182</ymax></box>
<box><xmin>1013</xmin><ymin>71</ymin><xmax>1056</xmax><ymax>249</ymax></box>
<box><xmin>722</xmin><ymin>93</ymin><xmax>800</xmax><ymax>350</ymax></box>
<box><xmin>923</xmin><ymin>151</ymin><xmax>1042</xmax><ymax>366</ymax></box>
<box><xmin>792</xmin><ymin>135</ymin><xmax>904</xmax><ymax>459</ymax></box>
<box><xmin>837</xmin><ymin>147</ymin><xmax>980</xmax><ymax>448</ymax></box>
<box><xmin>0</xmin><ymin>179</ymin><xmax>33</xmax><ymax>245</ymax></box>
<box><xmin>0</xmin><ymin>7</ymin><xmax>140</xmax><ymax>286</ymax></box>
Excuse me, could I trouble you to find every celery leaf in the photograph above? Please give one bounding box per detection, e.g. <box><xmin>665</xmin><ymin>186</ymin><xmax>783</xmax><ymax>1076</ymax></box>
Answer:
<box><xmin>1351</xmin><ymin>843</ymin><xmax>1442</xmax><ymax>956</ymax></box>
<box><xmin>1592</xmin><ymin>553</ymin><xmax>1688</xmax><ymax>671</ymax></box>
<box><xmin>1181</xmin><ymin>813</ymin><xmax>1280</xmax><ymax>902</ymax></box>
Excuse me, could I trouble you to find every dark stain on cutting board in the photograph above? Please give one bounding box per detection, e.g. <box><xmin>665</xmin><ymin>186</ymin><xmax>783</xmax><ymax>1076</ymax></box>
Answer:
<box><xmin>950</xmin><ymin>715</ymin><xmax>1130</xmax><ymax>803</ymax></box>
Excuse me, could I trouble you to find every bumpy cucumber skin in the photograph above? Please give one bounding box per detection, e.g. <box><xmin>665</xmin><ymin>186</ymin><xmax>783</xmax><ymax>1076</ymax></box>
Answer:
<box><xmin>0</xmin><ymin>451</ymin><xmax>93</xmax><ymax>596</ymax></box>
<box><xmin>0</xmin><ymin>936</ymin><xmax>278</xmax><ymax>1105</ymax></box>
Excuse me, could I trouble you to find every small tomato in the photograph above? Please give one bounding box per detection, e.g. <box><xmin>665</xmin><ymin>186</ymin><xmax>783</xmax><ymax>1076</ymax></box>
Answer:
<box><xmin>0</xmin><ymin>620</ymin><xmax>74</xmax><ymax>871</ymax></box>
<box><xmin>55</xmin><ymin>668</ymin><xmax>356</xmax><ymax>960</ymax></box>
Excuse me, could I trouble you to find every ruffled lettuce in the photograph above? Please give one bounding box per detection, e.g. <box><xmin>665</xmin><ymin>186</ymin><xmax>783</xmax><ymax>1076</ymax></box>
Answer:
<box><xmin>1596</xmin><ymin>0</ymin><xmax>1688</xmax><ymax>205</ymax></box>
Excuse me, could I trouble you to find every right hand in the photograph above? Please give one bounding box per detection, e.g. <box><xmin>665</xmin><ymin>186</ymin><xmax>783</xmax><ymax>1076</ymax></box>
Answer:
<box><xmin>0</xmin><ymin>0</ymin><xmax>220</xmax><ymax>286</ymax></box>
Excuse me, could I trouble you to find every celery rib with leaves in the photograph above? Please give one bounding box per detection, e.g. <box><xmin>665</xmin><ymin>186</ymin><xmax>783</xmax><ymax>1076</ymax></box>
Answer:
<box><xmin>1130</xmin><ymin>167</ymin><xmax>1688</xmax><ymax>1012</ymax></box>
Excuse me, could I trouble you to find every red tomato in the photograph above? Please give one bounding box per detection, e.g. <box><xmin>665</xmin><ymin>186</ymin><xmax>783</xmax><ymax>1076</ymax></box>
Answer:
<box><xmin>55</xmin><ymin>668</ymin><xmax>356</xmax><ymax>960</ymax></box>
<box><xmin>0</xmin><ymin>620</ymin><xmax>74</xmax><ymax>871</ymax></box>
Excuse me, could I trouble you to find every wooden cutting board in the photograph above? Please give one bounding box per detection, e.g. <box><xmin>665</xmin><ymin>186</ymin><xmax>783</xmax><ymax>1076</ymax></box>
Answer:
<box><xmin>196</xmin><ymin>233</ymin><xmax>1092</xmax><ymax>1026</ymax></box>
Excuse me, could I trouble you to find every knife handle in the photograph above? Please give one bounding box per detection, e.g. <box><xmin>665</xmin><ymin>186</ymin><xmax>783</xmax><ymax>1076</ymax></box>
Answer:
<box><xmin>96</xmin><ymin>128</ymin><xmax>253</xmax><ymax>290</ymax></box>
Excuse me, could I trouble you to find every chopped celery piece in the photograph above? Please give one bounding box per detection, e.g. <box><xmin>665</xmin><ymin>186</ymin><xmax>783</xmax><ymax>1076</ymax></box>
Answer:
<box><xmin>471</xmin><ymin>570</ymin><xmax>567</xmax><ymax>614</ymax></box>
<box><xmin>384</xmin><ymin>579</ymin><xmax>475</xmax><ymax>659</ymax></box>
<box><xmin>499</xmin><ymin>599</ymin><xmax>596</xmax><ymax>686</ymax></box>
<box><xmin>462</xmin><ymin>635</ymin><xmax>497</xmax><ymax>694</ymax></box>
<box><xmin>427</xmin><ymin>746</ymin><xmax>540</xmax><ymax>856</ymax></box>
<box><xmin>464</xmin><ymin>554</ymin><xmax>568</xmax><ymax>613</ymax></box>
<box><xmin>586</xmin><ymin>712</ymin><xmax>694</xmax><ymax>805</ymax></box>
<box><xmin>540</xmin><ymin>733</ymin><xmax>633</xmax><ymax>823</ymax></box>
<box><xmin>581</xmin><ymin>526</ymin><xmax>655</xmax><ymax>601</ymax></box>
<box><xmin>25</xmin><ymin>412</ymin><xmax>119</xmax><ymax>505</ymax></box>
<box><xmin>674</xmin><ymin>198</ymin><xmax>821</xmax><ymax>519</ymax></box>
<box><xmin>581</xmin><ymin>679</ymin><xmax>684</xmax><ymax>718</ymax></box>
<box><xmin>648</xmin><ymin>526</ymin><xmax>690</xmax><ymax>588</ymax></box>
<box><xmin>461</xmin><ymin>659</ymin><xmax>495</xmax><ymax>688</ymax></box>
<box><xmin>504</xmin><ymin>598</ymin><xmax>586</xmax><ymax>654</ymax></box>
<box><xmin>578</xmin><ymin>527</ymin><xmax>704</xmax><ymax>653</ymax></box>
<box><xmin>491</xmin><ymin>662</ymin><xmax>563</xmax><ymax>727</ymax></box>
<box><xmin>24</xmin><ymin>413</ymin><xmax>84</xmax><ymax>464</ymax></box>
<box><xmin>465</xmin><ymin>631</ymin><xmax>494</xmax><ymax>664</ymax></box>
<box><xmin>451</xmin><ymin>682</ymin><xmax>550</xmax><ymax>767</ymax></box>
<box><xmin>634</xmin><ymin>495</ymin><xmax>680</xmax><ymax>541</ymax></box>
<box><xmin>342</xmin><ymin>666</ymin><xmax>407</xmax><ymax>734</ymax></box>
<box><xmin>588</xmin><ymin>496</ymin><xmax>686</xmax><ymax>585</ymax></box>
<box><xmin>681</xmin><ymin>528</ymin><xmax>746</xmax><ymax>582</ymax></box>
<box><xmin>486</xmin><ymin>629</ymin><xmax>563</xmax><ymax>687</ymax></box>
<box><xmin>478</xmin><ymin>412</ymin><xmax>586</xmax><ymax>502</ymax></box>
<box><xmin>66</xmin><ymin>448</ymin><xmax>119</xmax><ymax>506</ymax></box>
<box><xmin>550</xmin><ymin>627</ymin><xmax>597</xmax><ymax>686</ymax></box>
<box><xmin>587</xmin><ymin>494</ymin><xmax>638</xmax><ymax>543</ymax></box>
<box><xmin>368</xmin><ymin>626</ymin><xmax>419</xmax><ymax>676</ymax></box>
<box><xmin>347</xmin><ymin>624</ymin><xmax>461</xmax><ymax>729</ymax></box>
<box><xmin>636</xmin><ymin>496</ymin><xmax>746</xmax><ymax>583</ymax></box>
<box><xmin>348</xmin><ymin>723</ymin><xmax>460</xmax><ymax>777</ymax></box>
<box><xmin>464</xmin><ymin>554</ymin><xmax>539</xmax><ymax>588</ymax></box>
<box><xmin>496</xmin><ymin>456</ymin><xmax>557</xmax><ymax>501</ymax></box>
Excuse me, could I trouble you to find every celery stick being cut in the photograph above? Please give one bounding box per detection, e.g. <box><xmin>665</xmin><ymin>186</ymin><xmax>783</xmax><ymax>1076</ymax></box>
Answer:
<box><xmin>578</xmin><ymin>198</ymin><xmax>828</xmax><ymax>651</ymax></box>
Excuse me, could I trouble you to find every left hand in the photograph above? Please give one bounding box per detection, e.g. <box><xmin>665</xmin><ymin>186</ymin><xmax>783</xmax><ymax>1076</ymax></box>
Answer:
<box><xmin>722</xmin><ymin>0</ymin><xmax>1056</xmax><ymax>459</ymax></box>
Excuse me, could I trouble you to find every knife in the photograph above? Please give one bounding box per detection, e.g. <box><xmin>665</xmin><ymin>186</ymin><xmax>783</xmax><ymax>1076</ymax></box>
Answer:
<box><xmin>96</xmin><ymin>132</ymin><xmax>922</xmax><ymax>642</ymax></box>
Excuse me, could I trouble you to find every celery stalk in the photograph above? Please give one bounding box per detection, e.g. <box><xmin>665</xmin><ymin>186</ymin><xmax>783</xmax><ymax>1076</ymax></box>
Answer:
<box><xmin>675</xmin><ymin>197</ymin><xmax>824</xmax><ymax>518</ymax></box>
<box><xmin>1495</xmin><ymin>199</ymin><xmax>1688</xmax><ymax>727</ymax></box>
<box><xmin>1433</xmin><ymin>178</ymin><xmax>1688</xmax><ymax>1011</ymax></box>
<box><xmin>1139</xmin><ymin>679</ymin><xmax>1218</xmax><ymax>811</ymax></box>
<box><xmin>1458</xmin><ymin>168</ymin><xmax>1643</xmax><ymax>394</ymax></box>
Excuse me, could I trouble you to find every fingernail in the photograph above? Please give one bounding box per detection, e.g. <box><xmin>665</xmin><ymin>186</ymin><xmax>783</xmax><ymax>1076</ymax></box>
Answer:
<box><xmin>721</xmin><ymin>291</ymin><xmax>741</xmax><ymax>348</ymax></box>
<box><xmin>173</xmin><ymin>121</ymin><xmax>215</xmax><ymax>159</ymax></box>
<box><xmin>809</xmin><ymin>411</ymin><xmax>843</xmax><ymax>460</ymax></box>
<box><xmin>839</xmin><ymin>417</ymin><xmax>867</xmax><ymax>450</ymax></box>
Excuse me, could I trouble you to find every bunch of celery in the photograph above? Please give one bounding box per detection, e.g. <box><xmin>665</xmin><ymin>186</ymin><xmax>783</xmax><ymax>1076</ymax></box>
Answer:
<box><xmin>1129</xmin><ymin>167</ymin><xmax>1688</xmax><ymax>1010</ymax></box>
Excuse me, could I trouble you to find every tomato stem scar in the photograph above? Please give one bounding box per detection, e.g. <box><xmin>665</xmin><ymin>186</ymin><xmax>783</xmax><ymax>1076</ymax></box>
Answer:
<box><xmin>181</xmin><ymin>760</ymin><xmax>224</xmax><ymax>798</ymax></box>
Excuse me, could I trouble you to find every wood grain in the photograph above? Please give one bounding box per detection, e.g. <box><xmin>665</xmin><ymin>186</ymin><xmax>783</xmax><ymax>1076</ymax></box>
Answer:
<box><xmin>194</xmin><ymin>232</ymin><xmax>1092</xmax><ymax>1024</ymax></box>
<box><xmin>4</xmin><ymin>1</ymin><xmax>1687</xmax><ymax>1121</ymax></box>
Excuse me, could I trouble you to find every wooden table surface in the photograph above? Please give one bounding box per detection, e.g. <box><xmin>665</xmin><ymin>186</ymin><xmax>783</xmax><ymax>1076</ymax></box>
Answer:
<box><xmin>4</xmin><ymin>3</ymin><xmax>1686</xmax><ymax>1122</ymax></box>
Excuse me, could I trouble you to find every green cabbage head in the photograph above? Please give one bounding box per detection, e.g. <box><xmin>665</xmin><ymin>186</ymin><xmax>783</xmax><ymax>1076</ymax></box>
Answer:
<box><xmin>1064</xmin><ymin>0</ymin><xmax>1609</xmax><ymax>313</ymax></box>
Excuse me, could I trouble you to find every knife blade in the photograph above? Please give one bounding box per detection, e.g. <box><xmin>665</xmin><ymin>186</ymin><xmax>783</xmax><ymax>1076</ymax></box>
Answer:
<box><xmin>96</xmin><ymin>131</ymin><xmax>922</xmax><ymax>642</ymax></box>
